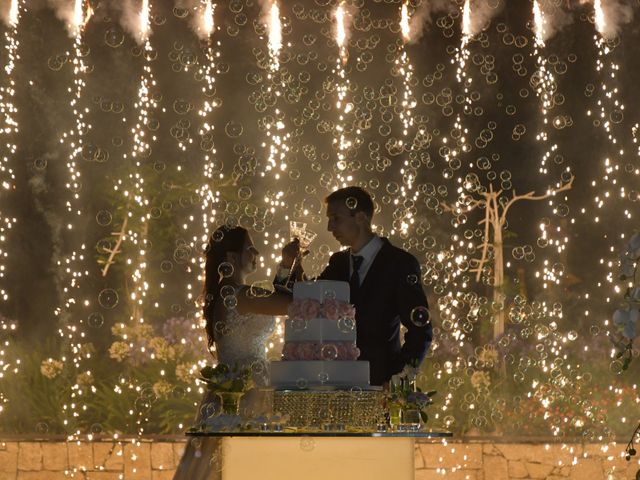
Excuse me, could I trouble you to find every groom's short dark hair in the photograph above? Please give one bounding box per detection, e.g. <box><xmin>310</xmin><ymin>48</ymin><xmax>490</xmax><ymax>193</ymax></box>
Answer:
<box><xmin>325</xmin><ymin>186</ymin><xmax>374</xmax><ymax>218</ymax></box>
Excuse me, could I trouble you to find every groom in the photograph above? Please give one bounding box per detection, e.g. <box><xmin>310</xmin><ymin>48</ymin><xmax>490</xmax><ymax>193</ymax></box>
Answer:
<box><xmin>275</xmin><ymin>186</ymin><xmax>432</xmax><ymax>386</ymax></box>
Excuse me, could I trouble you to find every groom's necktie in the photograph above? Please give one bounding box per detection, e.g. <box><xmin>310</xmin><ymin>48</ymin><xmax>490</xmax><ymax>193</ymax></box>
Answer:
<box><xmin>350</xmin><ymin>255</ymin><xmax>364</xmax><ymax>294</ymax></box>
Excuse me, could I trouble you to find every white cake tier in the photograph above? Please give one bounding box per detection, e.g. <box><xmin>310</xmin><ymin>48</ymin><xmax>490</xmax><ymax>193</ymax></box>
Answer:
<box><xmin>270</xmin><ymin>360</ymin><xmax>370</xmax><ymax>390</ymax></box>
<box><xmin>293</xmin><ymin>280</ymin><xmax>350</xmax><ymax>303</ymax></box>
<box><xmin>285</xmin><ymin>318</ymin><xmax>356</xmax><ymax>342</ymax></box>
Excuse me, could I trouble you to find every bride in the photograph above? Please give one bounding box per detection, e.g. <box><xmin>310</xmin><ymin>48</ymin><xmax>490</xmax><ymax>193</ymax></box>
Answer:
<box><xmin>173</xmin><ymin>225</ymin><xmax>292</xmax><ymax>479</ymax></box>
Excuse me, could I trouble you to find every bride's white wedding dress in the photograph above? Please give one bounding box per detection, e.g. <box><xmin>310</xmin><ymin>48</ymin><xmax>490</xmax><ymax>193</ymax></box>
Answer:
<box><xmin>173</xmin><ymin>308</ymin><xmax>275</xmax><ymax>480</ymax></box>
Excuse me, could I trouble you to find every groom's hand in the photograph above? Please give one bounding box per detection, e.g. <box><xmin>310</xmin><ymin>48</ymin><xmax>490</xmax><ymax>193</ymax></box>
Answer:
<box><xmin>281</xmin><ymin>238</ymin><xmax>301</xmax><ymax>268</ymax></box>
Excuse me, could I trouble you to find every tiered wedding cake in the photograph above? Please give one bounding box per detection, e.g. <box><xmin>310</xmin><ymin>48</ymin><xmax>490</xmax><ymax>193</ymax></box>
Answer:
<box><xmin>270</xmin><ymin>280</ymin><xmax>370</xmax><ymax>389</ymax></box>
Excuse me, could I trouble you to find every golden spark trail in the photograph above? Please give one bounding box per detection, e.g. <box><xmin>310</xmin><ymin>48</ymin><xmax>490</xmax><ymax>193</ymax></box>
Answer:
<box><xmin>589</xmin><ymin>0</ymin><xmax>625</xmax><ymax>213</ymax></box>
<box><xmin>259</xmin><ymin>0</ymin><xmax>292</xmax><ymax>276</ymax></box>
<box><xmin>50</xmin><ymin>0</ymin><xmax>100</xmax><ymax>443</ymax></box>
<box><xmin>0</xmin><ymin>0</ymin><xmax>21</xmax><ymax>305</ymax></box>
<box><xmin>262</xmin><ymin>0</ymin><xmax>289</xmax><ymax>184</ymax></box>
<box><xmin>332</xmin><ymin>2</ymin><xmax>354</xmax><ymax>189</ymax></box>
<box><xmin>0</xmin><ymin>0</ymin><xmax>22</xmax><ymax>421</ymax></box>
<box><xmin>191</xmin><ymin>0</ymin><xmax>220</xmax><ymax>361</ymax></box>
<box><xmin>392</xmin><ymin>2</ymin><xmax>420</xmax><ymax>237</ymax></box>
<box><xmin>531</xmin><ymin>0</ymin><xmax>570</xmax><ymax>290</ymax></box>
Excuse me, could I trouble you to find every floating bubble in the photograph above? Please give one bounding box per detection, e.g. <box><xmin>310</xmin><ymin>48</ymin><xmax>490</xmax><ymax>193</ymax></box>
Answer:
<box><xmin>87</xmin><ymin>312</ymin><xmax>104</xmax><ymax>328</ymax></box>
<box><xmin>95</xmin><ymin>210</ymin><xmax>112</xmax><ymax>226</ymax></box>
<box><xmin>218</xmin><ymin>262</ymin><xmax>234</xmax><ymax>278</ymax></box>
<box><xmin>300</xmin><ymin>437</ymin><xmax>315</xmax><ymax>452</ymax></box>
<box><xmin>410</xmin><ymin>306</ymin><xmax>430</xmax><ymax>327</ymax></box>
<box><xmin>220</xmin><ymin>285</ymin><xmax>236</xmax><ymax>298</ymax></box>
<box><xmin>406</xmin><ymin>274</ymin><xmax>418</xmax><ymax>285</ymax></box>
<box><xmin>104</xmin><ymin>27</ymin><xmax>124</xmax><ymax>48</ymax></box>
<box><xmin>34</xmin><ymin>158</ymin><xmax>47</xmax><ymax>170</ymax></box>
<box><xmin>225</xmin><ymin>121</ymin><xmax>243</xmax><ymax>138</ymax></box>
<box><xmin>337</xmin><ymin>317</ymin><xmax>355</xmax><ymax>333</ymax></box>
<box><xmin>35</xmin><ymin>422</ymin><xmax>49</xmax><ymax>434</ymax></box>
<box><xmin>98</xmin><ymin>289</ymin><xmax>119</xmax><ymax>309</ymax></box>
<box><xmin>296</xmin><ymin>378</ymin><xmax>308</xmax><ymax>389</ymax></box>
<box><xmin>321</xmin><ymin>344</ymin><xmax>338</xmax><ymax>361</ymax></box>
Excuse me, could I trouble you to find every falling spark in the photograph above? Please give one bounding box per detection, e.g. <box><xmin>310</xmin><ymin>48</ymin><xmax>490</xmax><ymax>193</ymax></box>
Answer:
<box><xmin>192</xmin><ymin>14</ymin><xmax>221</xmax><ymax>339</ymax></box>
<box><xmin>533</xmin><ymin>0</ymin><xmax>546</xmax><ymax>45</ymax></box>
<box><xmin>392</xmin><ymin>2</ymin><xmax>420</xmax><ymax>236</ymax></box>
<box><xmin>532</xmin><ymin>0</ymin><xmax>556</xmax><ymax>176</ymax></box>
<box><xmin>140</xmin><ymin>0</ymin><xmax>150</xmax><ymax>41</ymax></box>
<box><xmin>0</xmin><ymin>0</ymin><xmax>21</xmax><ymax>305</ymax></box>
<box><xmin>202</xmin><ymin>0</ymin><xmax>214</xmax><ymax>38</ymax></box>
<box><xmin>331</xmin><ymin>1</ymin><xmax>354</xmax><ymax>188</ymax></box>
<box><xmin>335</xmin><ymin>2</ymin><xmax>347</xmax><ymax>62</ymax></box>
<box><xmin>594</xmin><ymin>0</ymin><xmax>606</xmax><ymax>36</ymax></box>
<box><xmin>462</xmin><ymin>0</ymin><xmax>471</xmax><ymax>38</ymax></box>
<box><xmin>8</xmin><ymin>0</ymin><xmax>18</xmax><ymax>27</ymax></box>
<box><xmin>400</xmin><ymin>2</ymin><xmax>410</xmax><ymax>42</ymax></box>
<box><xmin>268</xmin><ymin>1</ymin><xmax>282</xmax><ymax>64</ymax></box>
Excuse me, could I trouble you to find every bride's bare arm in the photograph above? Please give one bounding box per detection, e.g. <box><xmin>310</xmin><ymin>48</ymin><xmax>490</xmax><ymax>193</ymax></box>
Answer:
<box><xmin>234</xmin><ymin>285</ymin><xmax>292</xmax><ymax>316</ymax></box>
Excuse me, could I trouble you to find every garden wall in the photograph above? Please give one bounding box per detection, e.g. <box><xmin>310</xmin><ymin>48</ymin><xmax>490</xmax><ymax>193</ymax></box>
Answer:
<box><xmin>0</xmin><ymin>435</ymin><xmax>637</xmax><ymax>479</ymax></box>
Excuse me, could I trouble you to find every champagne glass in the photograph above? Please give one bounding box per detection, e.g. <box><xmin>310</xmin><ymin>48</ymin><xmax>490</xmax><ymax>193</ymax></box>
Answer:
<box><xmin>287</xmin><ymin>221</ymin><xmax>317</xmax><ymax>285</ymax></box>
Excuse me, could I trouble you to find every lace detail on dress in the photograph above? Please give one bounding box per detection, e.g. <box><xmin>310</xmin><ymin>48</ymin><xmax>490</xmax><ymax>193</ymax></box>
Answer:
<box><xmin>214</xmin><ymin>308</ymin><xmax>275</xmax><ymax>387</ymax></box>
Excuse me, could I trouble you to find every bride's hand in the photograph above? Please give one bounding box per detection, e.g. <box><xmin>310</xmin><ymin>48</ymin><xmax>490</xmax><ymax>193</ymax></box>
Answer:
<box><xmin>281</xmin><ymin>238</ymin><xmax>301</xmax><ymax>268</ymax></box>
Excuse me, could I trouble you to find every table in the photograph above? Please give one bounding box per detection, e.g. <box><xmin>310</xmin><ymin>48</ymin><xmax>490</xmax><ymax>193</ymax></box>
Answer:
<box><xmin>186</xmin><ymin>430</ymin><xmax>452</xmax><ymax>480</ymax></box>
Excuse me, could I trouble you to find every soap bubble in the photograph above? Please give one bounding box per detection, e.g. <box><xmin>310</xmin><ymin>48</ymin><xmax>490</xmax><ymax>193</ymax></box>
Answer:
<box><xmin>296</xmin><ymin>378</ymin><xmax>308</xmax><ymax>389</ymax></box>
<box><xmin>337</xmin><ymin>317</ymin><xmax>355</xmax><ymax>333</ymax></box>
<box><xmin>95</xmin><ymin>210</ymin><xmax>112</xmax><ymax>226</ymax></box>
<box><xmin>324</xmin><ymin>290</ymin><xmax>336</xmax><ymax>300</ymax></box>
<box><xmin>225</xmin><ymin>121</ymin><xmax>243</xmax><ymax>138</ymax></box>
<box><xmin>211</xmin><ymin>230</ymin><xmax>225</xmax><ymax>242</ymax></box>
<box><xmin>291</xmin><ymin>319</ymin><xmax>307</xmax><ymax>332</ymax></box>
<box><xmin>104</xmin><ymin>27</ymin><xmax>124</xmax><ymax>48</ymax></box>
<box><xmin>217</xmin><ymin>262</ymin><xmax>234</xmax><ymax>278</ymax></box>
<box><xmin>35</xmin><ymin>422</ymin><xmax>49</xmax><ymax>434</ymax></box>
<box><xmin>220</xmin><ymin>285</ymin><xmax>236</xmax><ymax>298</ymax></box>
<box><xmin>33</xmin><ymin>158</ymin><xmax>47</xmax><ymax>170</ymax></box>
<box><xmin>318</xmin><ymin>372</ymin><xmax>330</xmax><ymax>383</ymax></box>
<box><xmin>160</xmin><ymin>261</ymin><xmax>173</xmax><ymax>273</ymax></box>
<box><xmin>200</xmin><ymin>402</ymin><xmax>219</xmax><ymax>419</ymax></box>
<box><xmin>410</xmin><ymin>306</ymin><xmax>430</xmax><ymax>327</ymax></box>
<box><xmin>98</xmin><ymin>289</ymin><xmax>119</xmax><ymax>309</ymax></box>
<box><xmin>87</xmin><ymin>312</ymin><xmax>104</xmax><ymax>328</ymax></box>
<box><xmin>300</xmin><ymin>437</ymin><xmax>315</xmax><ymax>451</ymax></box>
<box><xmin>90</xmin><ymin>423</ymin><xmax>103</xmax><ymax>434</ymax></box>
<box><xmin>321</xmin><ymin>344</ymin><xmax>338</xmax><ymax>361</ymax></box>
<box><xmin>223</xmin><ymin>296</ymin><xmax>237</xmax><ymax>309</ymax></box>
<box><xmin>345</xmin><ymin>197</ymin><xmax>358</xmax><ymax>209</ymax></box>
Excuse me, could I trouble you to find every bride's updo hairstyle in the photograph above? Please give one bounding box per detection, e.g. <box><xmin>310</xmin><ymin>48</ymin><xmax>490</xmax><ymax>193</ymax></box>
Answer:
<box><xmin>203</xmin><ymin>225</ymin><xmax>249</xmax><ymax>350</ymax></box>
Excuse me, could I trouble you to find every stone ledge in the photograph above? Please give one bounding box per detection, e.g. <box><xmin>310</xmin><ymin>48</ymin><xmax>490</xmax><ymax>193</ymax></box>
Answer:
<box><xmin>0</xmin><ymin>438</ymin><xmax>636</xmax><ymax>479</ymax></box>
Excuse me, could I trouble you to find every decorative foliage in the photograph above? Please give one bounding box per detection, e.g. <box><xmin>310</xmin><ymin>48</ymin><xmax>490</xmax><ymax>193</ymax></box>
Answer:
<box><xmin>388</xmin><ymin>363</ymin><xmax>436</xmax><ymax>424</ymax></box>
<box><xmin>612</xmin><ymin>232</ymin><xmax>640</xmax><ymax>370</ymax></box>
<box><xmin>199</xmin><ymin>363</ymin><xmax>253</xmax><ymax>394</ymax></box>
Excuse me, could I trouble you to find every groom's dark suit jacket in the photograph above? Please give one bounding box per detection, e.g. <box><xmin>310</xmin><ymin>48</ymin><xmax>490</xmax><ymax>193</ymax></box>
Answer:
<box><xmin>281</xmin><ymin>237</ymin><xmax>432</xmax><ymax>386</ymax></box>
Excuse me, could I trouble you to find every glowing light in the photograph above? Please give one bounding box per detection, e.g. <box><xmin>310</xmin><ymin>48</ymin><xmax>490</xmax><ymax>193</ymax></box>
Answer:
<box><xmin>400</xmin><ymin>3</ymin><xmax>410</xmax><ymax>42</ymax></box>
<box><xmin>594</xmin><ymin>0</ymin><xmax>606</xmax><ymax>36</ymax></box>
<box><xmin>391</xmin><ymin>3</ymin><xmax>420</xmax><ymax>237</ymax></box>
<box><xmin>202</xmin><ymin>0</ymin><xmax>214</xmax><ymax>38</ymax></box>
<box><xmin>140</xmin><ymin>0</ymin><xmax>150</xmax><ymax>41</ymax></box>
<box><xmin>267</xmin><ymin>1</ymin><xmax>282</xmax><ymax>63</ymax></box>
<box><xmin>0</xmin><ymin>0</ymin><xmax>21</xmax><ymax>305</ymax></box>
<box><xmin>8</xmin><ymin>0</ymin><xmax>18</xmax><ymax>27</ymax></box>
<box><xmin>533</xmin><ymin>0</ymin><xmax>546</xmax><ymax>45</ymax></box>
<box><xmin>462</xmin><ymin>0</ymin><xmax>471</xmax><ymax>38</ymax></box>
<box><xmin>335</xmin><ymin>2</ymin><xmax>347</xmax><ymax>62</ymax></box>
